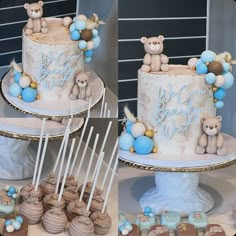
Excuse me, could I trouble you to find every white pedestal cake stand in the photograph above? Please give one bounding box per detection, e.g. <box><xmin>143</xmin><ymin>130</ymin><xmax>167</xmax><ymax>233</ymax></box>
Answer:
<box><xmin>119</xmin><ymin>134</ymin><xmax>236</xmax><ymax>217</ymax></box>
<box><xmin>0</xmin><ymin>118</ymin><xmax>83</xmax><ymax>180</ymax></box>
<box><xmin>0</xmin><ymin>68</ymin><xmax>104</xmax><ymax>118</ymax></box>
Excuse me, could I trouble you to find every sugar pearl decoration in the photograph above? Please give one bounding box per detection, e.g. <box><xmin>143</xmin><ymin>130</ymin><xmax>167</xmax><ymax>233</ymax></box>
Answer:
<box><xmin>19</xmin><ymin>75</ymin><xmax>31</xmax><ymax>88</ymax></box>
<box><xmin>145</xmin><ymin>129</ymin><xmax>154</xmax><ymax>138</ymax></box>
<box><xmin>215</xmin><ymin>75</ymin><xmax>225</xmax><ymax>87</ymax></box>
<box><xmin>131</xmin><ymin>122</ymin><xmax>146</xmax><ymax>138</ymax></box>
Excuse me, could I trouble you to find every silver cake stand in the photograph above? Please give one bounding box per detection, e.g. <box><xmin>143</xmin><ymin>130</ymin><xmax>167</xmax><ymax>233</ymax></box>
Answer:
<box><xmin>0</xmin><ymin>68</ymin><xmax>105</xmax><ymax>118</ymax></box>
<box><xmin>0</xmin><ymin>118</ymin><xmax>84</xmax><ymax>180</ymax></box>
<box><xmin>119</xmin><ymin>134</ymin><xmax>236</xmax><ymax>217</ymax></box>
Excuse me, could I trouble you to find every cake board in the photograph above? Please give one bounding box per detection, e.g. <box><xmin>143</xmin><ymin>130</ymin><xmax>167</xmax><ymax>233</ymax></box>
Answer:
<box><xmin>0</xmin><ymin>118</ymin><xmax>84</xmax><ymax>180</ymax></box>
<box><xmin>0</xmin><ymin>68</ymin><xmax>105</xmax><ymax>118</ymax></box>
<box><xmin>119</xmin><ymin>134</ymin><xmax>236</xmax><ymax>217</ymax></box>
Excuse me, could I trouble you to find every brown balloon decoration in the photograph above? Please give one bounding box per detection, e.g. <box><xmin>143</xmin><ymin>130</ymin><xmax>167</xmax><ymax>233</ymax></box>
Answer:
<box><xmin>80</xmin><ymin>29</ymin><xmax>93</xmax><ymax>41</ymax></box>
<box><xmin>208</xmin><ymin>61</ymin><xmax>223</xmax><ymax>75</ymax></box>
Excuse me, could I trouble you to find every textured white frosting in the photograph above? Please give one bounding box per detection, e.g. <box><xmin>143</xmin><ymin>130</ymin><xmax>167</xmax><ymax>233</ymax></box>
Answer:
<box><xmin>138</xmin><ymin>65</ymin><xmax>216</xmax><ymax>156</ymax></box>
<box><xmin>22</xmin><ymin>18</ymin><xmax>84</xmax><ymax>101</ymax></box>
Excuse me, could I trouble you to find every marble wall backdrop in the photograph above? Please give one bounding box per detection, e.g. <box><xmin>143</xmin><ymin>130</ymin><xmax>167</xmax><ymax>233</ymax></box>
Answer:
<box><xmin>209</xmin><ymin>0</ymin><xmax>236</xmax><ymax>136</ymax></box>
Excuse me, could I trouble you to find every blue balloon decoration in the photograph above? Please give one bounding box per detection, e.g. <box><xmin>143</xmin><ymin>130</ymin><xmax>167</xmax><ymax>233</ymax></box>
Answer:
<box><xmin>214</xmin><ymin>88</ymin><xmax>226</xmax><ymax>100</ymax></box>
<box><xmin>15</xmin><ymin>216</ymin><xmax>24</xmax><ymax>224</ymax></box>
<box><xmin>8</xmin><ymin>186</ymin><xmax>16</xmax><ymax>194</ymax></box>
<box><xmin>119</xmin><ymin>225</ymin><xmax>125</xmax><ymax>232</ymax></box>
<box><xmin>79</xmin><ymin>40</ymin><xmax>87</xmax><ymax>49</ymax></box>
<box><xmin>22</xmin><ymin>87</ymin><xmax>37</xmax><ymax>102</ymax></box>
<box><xmin>69</xmin><ymin>23</ymin><xmax>76</xmax><ymax>32</ymax></box>
<box><xmin>196</xmin><ymin>59</ymin><xmax>202</xmax><ymax>67</ymax></box>
<box><xmin>7</xmin><ymin>192</ymin><xmax>12</xmax><ymax>197</ymax></box>
<box><xmin>119</xmin><ymin>133</ymin><xmax>134</xmax><ymax>151</ymax></box>
<box><xmin>222</xmin><ymin>72</ymin><xmax>234</xmax><ymax>89</ymax></box>
<box><xmin>5</xmin><ymin>220</ymin><xmax>12</xmax><ymax>227</ymax></box>
<box><xmin>205</xmin><ymin>73</ymin><xmax>216</xmax><ymax>85</ymax></box>
<box><xmin>85</xmin><ymin>57</ymin><xmax>92</xmax><ymax>63</ymax></box>
<box><xmin>14</xmin><ymin>73</ymin><xmax>21</xmax><ymax>83</ymax></box>
<box><xmin>196</xmin><ymin>63</ymin><xmax>208</xmax><ymax>74</ymax></box>
<box><xmin>93</xmin><ymin>36</ymin><xmax>101</xmax><ymax>49</ymax></box>
<box><xmin>201</xmin><ymin>50</ymin><xmax>216</xmax><ymax>63</ymax></box>
<box><xmin>144</xmin><ymin>207</ymin><xmax>152</xmax><ymax>213</ymax></box>
<box><xmin>126</xmin><ymin>224</ymin><xmax>133</xmax><ymax>231</ymax></box>
<box><xmin>75</xmin><ymin>20</ymin><xmax>86</xmax><ymax>31</ymax></box>
<box><xmin>92</xmin><ymin>29</ymin><xmax>98</xmax><ymax>36</ymax></box>
<box><xmin>126</xmin><ymin>123</ymin><xmax>133</xmax><ymax>134</ymax></box>
<box><xmin>133</xmin><ymin>136</ymin><xmax>154</xmax><ymax>155</ymax></box>
<box><xmin>70</xmin><ymin>31</ymin><xmax>80</xmax><ymax>41</ymax></box>
<box><xmin>12</xmin><ymin>221</ymin><xmax>21</xmax><ymax>230</ymax></box>
<box><xmin>215</xmin><ymin>100</ymin><xmax>224</xmax><ymax>109</ymax></box>
<box><xmin>223</xmin><ymin>62</ymin><xmax>230</xmax><ymax>72</ymax></box>
<box><xmin>9</xmin><ymin>83</ymin><xmax>22</xmax><ymax>97</ymax></box>
<box><xmin>85</xmin><ymin>50</ymin><xmax>94</xmax><ymax>57</ymax></box>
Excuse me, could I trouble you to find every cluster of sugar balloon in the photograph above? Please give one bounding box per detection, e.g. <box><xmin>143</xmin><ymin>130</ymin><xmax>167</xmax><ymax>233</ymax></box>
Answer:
<box><xmin>119</xmin><ymin>119</ymin><xmax>157</xmax><ymax>155</ymax></box>
<box><xmin>5</xmin><ymin>215</ymin><xmax>23</xmax><ymax>233</ymax></box>
<box><xmin>143</xmin><ymin>207</ymin><xmax>155</xmax><ymax>217</ymax></box>
<box><xmin>70</xmin><ymin>15</ymin><xmax>101</xmax><ymax>63</ymax></box>
<box><xmin>5</xmin><ymin>185</ymin><xmax>17</xmax><ymax>199</ymax></box>
<box><xmin>118</xmin><ymin>220</ymin><xmax>133</xmax><ymax>235</ymax></box>
<box><xmin>194</xmin><ymin>50</ymin><xmax>234</xmax><ymax>109</ymax></box>
<box><xmin>9</xmin><ymin>70</ymin><xmax>39</xmax><ymax>102</ymax></box>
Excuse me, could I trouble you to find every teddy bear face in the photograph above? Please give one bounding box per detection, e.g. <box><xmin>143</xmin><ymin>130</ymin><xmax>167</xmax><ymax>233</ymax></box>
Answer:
<box><xmin>201</xmin><ymin>116</ymin><xmax>222</xmax><ymax>136</ymax></box>
<box><xmin>24</xmin><ymin>1</ymin><xmax>44</xmax><ymax>19</ymax></box>
<box><xmin>75</xmin><ymin>72</ymin><xmax>90</xmax><ymax>88</ymax></box>
<box><xmin>140</xmin><ymin>36</ymin><xmax>165</xmax><ymax>55</ymax></box>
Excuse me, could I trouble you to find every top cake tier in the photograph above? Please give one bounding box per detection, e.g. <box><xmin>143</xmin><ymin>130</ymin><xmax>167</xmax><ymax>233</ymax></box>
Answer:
<box><xmin>24</xmin><ymin>18</ymin><xmax>77</xmax><ymax>45</ymax></box>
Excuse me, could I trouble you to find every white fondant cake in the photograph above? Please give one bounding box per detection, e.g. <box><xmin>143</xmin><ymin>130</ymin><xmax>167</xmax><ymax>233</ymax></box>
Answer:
<box><xmin>138</xmin><ymin>65</ymin><xmax>216</xmax><ymax>156</ymax></box>
<box><xmin>22</xmin><ymin>18</ymin><xmax>84</xmax><ymax>101</ymax></box>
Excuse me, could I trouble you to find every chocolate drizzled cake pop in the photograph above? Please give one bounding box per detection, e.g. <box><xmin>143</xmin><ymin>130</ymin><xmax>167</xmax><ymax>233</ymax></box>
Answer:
<box><xmin>40</xmin><ymin>171</ymin><xmax>57</xmax><ymax>196</ymax></box>
<box><xmin>62</xmin><ymin>180</ymin><xmax>79</xmax><ymax>204</ymax></box>
<box><xmin>43</xmin><ymin>193</ymin><xmax>66</xmax><ymax>212</ymax></box>
<box><xmin>19</xmin><ymin>184</ymin><xmax>43</xmax><ymax>203</ymax></box>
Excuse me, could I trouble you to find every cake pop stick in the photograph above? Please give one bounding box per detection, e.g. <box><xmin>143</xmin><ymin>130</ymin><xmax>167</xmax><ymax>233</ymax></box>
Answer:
<box><xmin>101</xmin><ymin>157</ymin><xmax>118</xmax><ymax>214</ymax></box>
<box><xmin>103</xmin><ymin>102</ymin><xmax>107</xmax><ymax>118</ymax></box>
<box><xmin>100</xmin><ymin>138</ymin><xmax>118</xmax><ymax>190</ymax></box>
<box><xmin>79</xmin><ymin>133</ymin><xmax>100</xmax><ymax>202</ymax></box>
<box><xmin>32</xmin><ymin>118</ymin><xmax>46</xmax><ymax>185</ymax></box>
<box><xmin>71</xmin><ymin>100</ymin><xmax>73</xmax><ymax>118</ymax></box>
<box><xmin>69</xmin><ymin>98</ymin><xmax>91</xmax><ymax>176</ymax></box>
<box><xmin>35</xmin><ymin>134</ymin><xmax>49</xmax><ymax>192</ymax></box>
<box><xmin>92</xmin><ymin>121</ymin><xmax>112</xmax><ymax>181</ymax></box>
<box><xmin>55</xmin><ymin>129</ymin><xmax>70</xmax><ymax>194</ymax></box>
<box><xmin>58</xmin><ymin>138</ymin><xmax>76</xmax><ymax>202</ymax></box>
<box><xmin>53</xmin><ymin>118</ymin><xmax>72</xmax><ymax>173</ymax></box>
<box><xmin>100</xmin><ymin>87</ymin><xmax>106</xmax><ymax>118</ymax></box>
<box><xmin>75</xmin><ymin>126</ymin><xmax>94</xmax><ymax>178</ymax></box>
<box><xmin>107</xmin><ymin>110</ymin><xmax>111</xmax><ymax>118</ymax></box>
<box><xmin>86</xmin><ymin>152</ymin><xmax>105</xmax><ymax>212</ymax></box>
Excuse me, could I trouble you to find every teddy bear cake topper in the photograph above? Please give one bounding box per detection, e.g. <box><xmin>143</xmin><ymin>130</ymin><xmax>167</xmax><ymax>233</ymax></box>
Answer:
<box><xmin>140</xmin><ymin>35</ymin><xmax>169</xmax><ymax>73</ymax></box>
<box><xmin>24</xmin><ymin>1</ymin><xmax>48</xmax><ymax>35</ymax></box>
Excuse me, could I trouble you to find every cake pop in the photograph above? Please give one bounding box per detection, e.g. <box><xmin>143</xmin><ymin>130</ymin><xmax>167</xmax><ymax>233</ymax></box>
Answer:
<box><xmin>69</xmin><ymin>152</ymin><xmax>104</xmax><ymax>236</ymax></box>
<box><xmin>66</xmin><ymin>133</ymin><xmax>99</xmax><ymax>221</ymax></box>
<box><xmin>90</xmin><ymin>157</ymin><xmax>118</xmax><ymax>235</ymax></box>
<box><xmin>39</xmin><ymin>171</ymin><xmax>56</xmax><ymax>196</ymax></box>
<box><xmin>42</xmin><ymin>138</ymin><xmax>76</xmax><ymax>234</ymax></box>
<box><xmin>147</xmin><ymin>225</ymin><xmax>169</xmax><ymax>236</ymax></box>
<box><xmin>43</xmin><ymin>192</ymin><xmax>66</xmax><ymax>212</ymax></box>
<box><xmin>20</xmin><ymin>134</ymin><xmax>49</xmax><ymax>225</ymax></box>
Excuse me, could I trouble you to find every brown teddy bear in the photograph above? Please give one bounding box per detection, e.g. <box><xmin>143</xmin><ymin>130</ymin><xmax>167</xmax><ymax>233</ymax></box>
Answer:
<box><xmin>70</xmin><ymin>72</ymin><xmax>91</xmax><ymax>100</ymax></box>
<box><xmin>140</xmin><ymin>35</ymin><xmax>169</xmax><ymax>72</ymax></box>
<box><xmin>196</xmin><ymin>116</ymin><xmax>226</xmax><ymax>156</ymax></box>
<box><xmin>24</xmin><ymin>1</ymin><xmax>48</xmax><ymax>35</ymax></box>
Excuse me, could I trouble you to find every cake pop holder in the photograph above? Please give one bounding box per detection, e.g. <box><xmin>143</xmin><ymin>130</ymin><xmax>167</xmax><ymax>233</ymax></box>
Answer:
<box><xmin>119</xmin><ymin>134</ymin><xmax>236</xmax><ymax>217</ymax></box>
<box><xmin>0</xmin><ymin>68</ymin><xmax>105</xmax><ymax>118</ymax></box>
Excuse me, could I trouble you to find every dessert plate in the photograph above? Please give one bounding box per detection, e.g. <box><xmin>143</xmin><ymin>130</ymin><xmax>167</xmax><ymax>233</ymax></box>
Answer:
<box><xmin>119</xmin><ymin>134</ymin><xmax>236</xmax><ymax>172</ymax></box>
<box><xmin>0</xmin><ymin>118</ymin><xmax>84</xmax><ymax>140</ymax></box>
<box><xmin>1</xmin><ymin>68</ymin><xmax>104</xmax><ymax>118</ymax></box>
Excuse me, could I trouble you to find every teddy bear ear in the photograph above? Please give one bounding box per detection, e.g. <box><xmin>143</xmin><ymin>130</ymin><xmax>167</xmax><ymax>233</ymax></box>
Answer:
<box><xmin>38</xmin><ymin>1</ymin><xmax>44</xmax><ymax>6</ymax></box>
<box><xmin>140</xmin><ymin>37</ymin><xmax>147</xmax><ymax>44</ymax></box>
<box><xmin>216</xmin><ymin>116</ymin><xmax>222</xmax><ymax>122</ymax></box>
<box><xmin>24</xmin><ymin>3</ymin><xmax>30</xmax><ymax>9</ymax></box>
<box><xmin>201</xmin><ymin>117</ymin><xmax>206</xmax><ymax>124</ymax></box>
<box><xmin>158</xmin><ymin>35</ymin><xmax>165</xmax><ymax>42</ymax></box>
<box><xmin>86</xmin><ymin>72</ymin><xmax>91</xmax><ymax>77</ymax></box>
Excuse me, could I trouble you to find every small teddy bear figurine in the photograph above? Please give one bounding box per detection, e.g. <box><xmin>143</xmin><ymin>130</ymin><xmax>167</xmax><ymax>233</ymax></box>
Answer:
<box><xmin>140</xmin><ymin>35</ymin><xmax>169</xmax><ymax>73</ymax></box>
<box><xmin>196</xmin><ymin>116</ymin><xmax>226</xmax><ymax>156</ymax></box>
<box><xmin>24</xmin><ymin>1</ymin><xmax>48</xmax><ymax>35</ymax></box>
<box><xmin>70</xmin><ymin>72</ymin><xmax>91</xmax><ymax>100</ymax></box>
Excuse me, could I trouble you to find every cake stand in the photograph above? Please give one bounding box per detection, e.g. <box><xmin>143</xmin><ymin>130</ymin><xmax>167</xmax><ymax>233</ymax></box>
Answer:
<box><xmin>118</xmin><ymin>134</ymin><xmax>236</xmax><ymax>217</ymax></box>
<box><xmin>0</xmin><ymin>68</ymin><xmax>105</xmax><ymax>118</ymax></box>
<box><xmin>0</xmin><ymin>118</ymin><xmax>84</xmax><ymax>180</ymax></box>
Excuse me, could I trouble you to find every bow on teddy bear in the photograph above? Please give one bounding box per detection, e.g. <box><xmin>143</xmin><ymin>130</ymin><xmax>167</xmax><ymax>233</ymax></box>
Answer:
<box><xmin>24</xmin><ymin>1</ymin><xmax>48</xmax><ymax>35</ymax></box>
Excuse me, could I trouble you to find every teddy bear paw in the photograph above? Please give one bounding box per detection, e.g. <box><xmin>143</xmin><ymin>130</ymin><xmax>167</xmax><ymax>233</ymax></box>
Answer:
<box><xmin>217</xmin><ymin>148</ymin><xmax>226</xmax><ymax>156</ymax></box>
<box><xmin>25</xmin><ymin>28</ymin><xmax>33</xmax><ymax>36</ymax></box>
<box><xmin>141</xmin><ymin>65</ymin><xmax>151</xmax><ymax>72</ymax></box>
<box><xmin>196</xmin><ymin>146</ymin><xmax>206</xmax><ymax>154</ymax></box>
<box><xmin>41</xmin><ymin>27</ymin><xmax>48</xmax><ymax>34</ymax></box>
<box><xmin>161</xmin><ymin>64</ymin><xmax>169</xmax><ymax>72</ymax></box>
